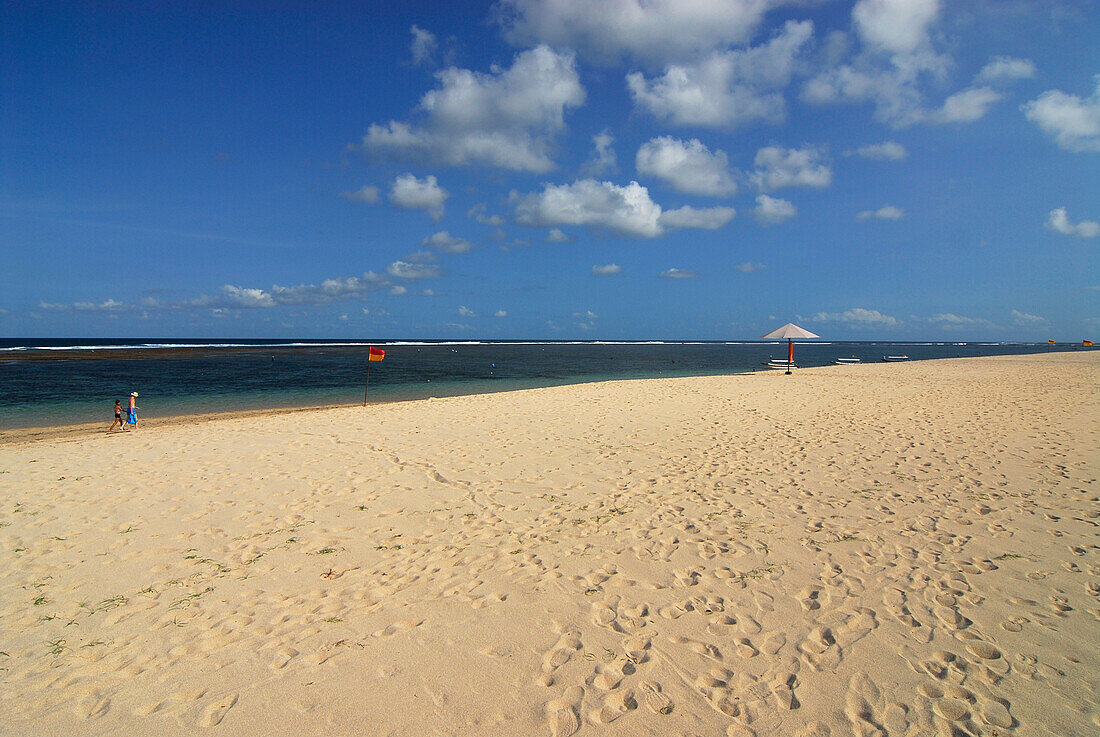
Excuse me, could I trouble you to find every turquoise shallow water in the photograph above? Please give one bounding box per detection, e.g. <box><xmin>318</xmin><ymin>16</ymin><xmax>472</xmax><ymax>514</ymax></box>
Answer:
<box><xmin>0</xmin><ymin>339</ymin><xmax>1087</xmax><ymax>430</ymax></box>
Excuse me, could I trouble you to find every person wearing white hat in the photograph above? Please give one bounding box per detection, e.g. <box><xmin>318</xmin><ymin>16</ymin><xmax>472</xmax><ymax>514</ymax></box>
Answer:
<box><xmin>127</xmin><ymin>392</ymin><xmax>140</xmax><ymax>428</ymax></box>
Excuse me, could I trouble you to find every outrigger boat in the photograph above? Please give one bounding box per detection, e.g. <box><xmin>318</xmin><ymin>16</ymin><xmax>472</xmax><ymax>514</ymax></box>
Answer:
<box><xmin>834</xmin><ymin>356</ymin><xmax>861</xmax><ymax>365</ymax></box>
<box><xmin>883</xmin><ymin>355</ymin><xmax>910</xmax><ymax>362</ymax></box>
<box><xmin>765</xmin><ymin>359</ymin><xmax>797</xmax><ymax>369</ymax></box>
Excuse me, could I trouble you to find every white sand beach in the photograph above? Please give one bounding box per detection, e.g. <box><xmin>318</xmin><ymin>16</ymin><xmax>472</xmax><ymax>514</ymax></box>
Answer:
<box><xmin>1</xmin><ymin>353</ymin><xmax>1097</xmax><ymax>737</ymax></box>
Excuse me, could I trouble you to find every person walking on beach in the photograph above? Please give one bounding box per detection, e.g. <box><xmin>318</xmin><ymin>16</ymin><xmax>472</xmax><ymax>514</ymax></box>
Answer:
<box><xmin>127</xmin><ymin>392</ymin><xmax>139</xmax><ymax>428</ymax></box>
<box><xmin>108</xmin><ymin>400</ymin><xmax>126</xmax><ymax>433</ymax></box>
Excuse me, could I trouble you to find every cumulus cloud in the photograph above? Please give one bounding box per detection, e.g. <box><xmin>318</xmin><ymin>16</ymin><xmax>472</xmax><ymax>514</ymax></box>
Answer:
<box><xmin>934</xmin><ymin>87</ymin><xmax>1002</xmax><ymax>124</ymax></box>
<box><xmin>458</xmin><ymin>305</ymin><xmax>477</xmax><ymax>317</ymax></box>
<box><xmin>512</xmin><ymin>179</ymin><xmax>737</xmax><ymax>238</ymax></box>
<box><xmin>753</xmin><ymin>194</ymin><xmax>797</xmax><ymax>225</ymax></box>
<box><xmin>513</xmin><ymin>179</ymin><xmax>662</xmax><ymax>237</ymax></box>
<box><xmin>592</xmin><ymin>264</ymin><xmax>622</xmax><ymax>276</ymax></box>
<box><xmin>751</xmin><ymin>146</ymin><xmax>832</xmax><ymax>190</ymax></box>
<box><xmin>360</xmin><ymin>45</ymin><xmax>584</xmax><ymax>172</ymax></box>
<box><xmin>390</xmin><ymin>285</ymin><xmax>408</xmax><ymax>296</ymax></box>
<box><xmin>1023</xmin><ymin>77</ymin><xmax>1100</xmax><ymax>153</ymax></box>
<box><xmin>546</xmin><ymin>228</ymin><xmax>571</xmax><ymax>242</ymax></box>
<box><xmin>852</xmin><ymin>141</ymin><xmax>908</xmax><ymax>160</ymax></box>
<box><xmin>856</xmin><ymin>205</ymin><xmax>905</xmax><ymax>221</ymax></box>
<box><xmin>1046</xmin><ymin>207</ymin><xmax>1100</xmax><ymax>238</ymax></box>
<box><xmin>342</xmin><ymin>185</ymin><xmax>381</xmax><ymax>204</ymax></box>
<box><xmin>494</xmin><ymin>310</ymin><xmax>507</xmax><ymax>317</ymax></box>
<box><xmin>496</xmin><ymin>0</ymin><xmax>778</xmax><ymax>67</ymax></box>
<box><xmin>627</xmin><ymin>20</ymin><xmax>813</xmax><ymax>128</ymax></box>
<box><xmin>635</xmin><ymin>136</ymin><xmax>737</xmax><ymax>196</ymax></box>
<box><xmin>976</xmin><ymin>56</ymin><xmax>1036</xmax><ymax>85</ymax></box>
<box><xmin>388</xmin><ymin>261</ymin><xmax>444</xmax><ymax>280</ymax></box>
<box><xmin>658</xmin><ymin>205</ymin><xmax>737</xmax><ymax>230</ymax></box>
<box><xmin>582</xmin><ymin>129</ymin><xmax>617</xmax><ymax>176</ymax></box>
<box><xmin>422</xmin><ymin>231</ymin><xmax>474</xmax><ymax>253</ymax></box>
<box><xmin>172</xmin><ymin>273</ymin><xmax>393</xmax><ymax>311</ymax></box>
<box><xmin>801</xmin><ymin>1</ymin><xmax>1006</xmax><ymax>128</ymax></box>
<box><xmin>660</xmin><ymin>268</ymin><xmax>699</xmax><ymax>279</ymax></box>
<box><xmin>410</xmin><ymin>25</ymin><xmax>437</xmax><ymax>66</ymax></box>
<box><xmin>735</xmin><ymin>262</ymin><xmax>767</xmax><ymax>273</ymax></box>
<box><xmin>468</xmin><ymin>203</ymin><xmax>505</xmax><ymax>226</ymax></box>
<box><xmin>813</xmin><ymin>307</ymin><xmax>898</xmax><ymax>326</ymax></box>
<box><xmin>852</xmin><ymin>0</ymin><xmax>940</xmax><ymax>55</ymax></box>
<box><xmin>1011</xmin><ymin>309</ymin><xmax>1045</xmax><ymax>325</ymax></box>
<box><xmin>390</xmin><ymin>174</ymin><xmax>449</xmax><ymax>220</ymax></box>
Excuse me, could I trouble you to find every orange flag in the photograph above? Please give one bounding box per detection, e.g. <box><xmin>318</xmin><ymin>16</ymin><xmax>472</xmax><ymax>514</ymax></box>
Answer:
<box><xmin>369</xmin><ymin>346</ymin><xmax>386</xmax><ymax>361</ymax></box>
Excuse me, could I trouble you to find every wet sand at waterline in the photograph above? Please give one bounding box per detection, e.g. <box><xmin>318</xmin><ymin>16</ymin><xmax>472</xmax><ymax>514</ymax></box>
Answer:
<box><xmin>1</xmin><ymin>353</ymin><xmax>1096</xmax><ymax>736</ymax></box>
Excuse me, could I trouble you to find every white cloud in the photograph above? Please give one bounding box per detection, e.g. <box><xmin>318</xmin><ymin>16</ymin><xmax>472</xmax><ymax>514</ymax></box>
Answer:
<box><xmin>852</xmin><ymin>141</ymin><xmax>908</xmax><ymax>160</ymax></box>
<box><xmin>512</xmin><ymin>179</ymin><xmax>662</xmax><ymax>237</ymax></box>
<box><xmin>410</xmin><ymin>25</ymin><xmax>437</xmax><ymax>66</ymax></box>
<box><xmin>660</xmin><ymin>268</ymin><xmax>699</xmax><ymax>279</ymax></box>
<box><xmin>753</xmin><ymin>194</ymin><xmax>797</xmax><ymax>225</ymax></box>
<box><xmin>592</xmin><ymin>264</ymin><xmax>622</xmax><ymax>276</ymax></box>
<box><xmin>468</xmin><ymin>203</ymin><xmax>505</xmax><ymax>226</ymax></box>
<box><xmin>751</xmin><ymin>146</ymin><xmax>832</xmax><ymax>190</ymax></box>
<box><xmin>976</xmin><ymin>56</ymin><xmax>1036</xmax><ymax>85</ymax></box>
<box><xmin>801</xmin><ymin>1</ymin><xmax>995</xmax><ymax>128</ymax></box>
<box><xmin>458</xmin><ymin>305</ymin><xmax>477</xmax><ymax>317</ymax></box>
<box><xmin>361</xmin><ymin>46</ymin><xmax>585</xmax><ymax>172</ymax></box>
<box><xmin>934</xmin><ymin>87</ymin><xmax>1002</xmax><ymax>124</ymax></box>
<box><xmin>390</xmin><ymin>174</ymin><xmax>449</xmax><ymax>220</ymax></box>
<box><xmin>813</xmin><ymin>307</ymin><xmax>898</xmax><ymax>326</ymax></box>
<box><xmin>626</xmin><ymin>20</ymin><xmax>813</xmax><ymax>129</ymax></box>
<box><xmin>422</xmin><ymin>231</ymin><xmax>474</xmax><ymax>253</ymax></box>
<box><xmin>582</xmin><ymin>129</ymin><xmax>617</xmax><ymax>176</ymax></box>
<box><xmin>546</xmin><ymin>228</ymin><xmax>571</xmax><ymax>242</ymax></box>
<box><xmin>658</xmin><ymin>205</ymin><xmax>737</xmax><ymax>230</ymax></box>
<box><xmin>852</xmin><ymin>0</ymin><xmax>940</xmax><ymax>55</ymax></box>
<box><xmin>388</xmin><ymin>261</ymin><xmax>444</xmax><ymax>280</ymax></box>
<box><xmin>1011</xmin><ymin>309</ymin><xmax>1045</xmax><ymax>325</ymax></box>
<box><xmin>342</xmin><ymin>185</ymin><xmax>380</xmax><ymax>204</ymax></box>
<box><xmin>1046</xmin><ymin>207</ymin><xmax>1100</xmax><ymax>238</ymax></box>
<box><xmin>856</xmin><ymin>205</ymin><xmax>905</xmax><ymax>221</ymax></box>
<box><xmin>513</xmin><ymin>179</ymin><xmax>735</xmax><ymax>238</ymax></box>
<box><xmin>222</xmin><ymin>286</ymin><xmax>276</xmax><ymax>308</ymax></box>
<box><xmin>930</xmin><ymin>313</ymin><xmax>991</xmax><ymax>327</ymax></box>
<box><xmin>390</xmin><ymin>285</ymin><xmax>408</xmax><ymax>296</ymax></box>
<box><xmin>496</xmin><ymin>0</ymin><xmax>779</xmax><ymax>67</ymax></box>
<box><xmin>636</xmin><ymin>136</ymin><xmax>737</xmax><ymax>196</ymax></box>
<box><xmin>735</xmin><ymin>262</ymin><xmax>767</xmax><ymax>273</ymax></box>
<box><xmin>1023</xmin><ymin>77</ymin><xmax>1100</xmax><ymax>153</ymax></box>
<box><xmin>494</xmin><ymin>309</ymin><xmax>507</xmax><ymax>317</ymax></box>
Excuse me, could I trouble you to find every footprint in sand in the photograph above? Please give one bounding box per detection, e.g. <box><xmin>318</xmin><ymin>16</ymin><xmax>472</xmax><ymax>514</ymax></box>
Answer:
<box><xmin>639</xmin><ymin>681</ymin><xmax>673</xmax><ymax>715</ymax></box>
<box><xmin>588</xmin><ymin>688</ymin><xmax>637</xmax><ymax>725</ymax></box>
<box><xmin>372</xmin><ymin>619</ymin><xmax>423</xmax><ymax>638</ymax></box>
<box><xmin>201</xmin><ymin>692</ymin><xmax>238</xmax><ymax>727</ymax></box>
<box><xmin>271</xmin><ymin>647</ymin><xmax>299</xmax><ymax>669</ymax></box>
<box><xmin>546</xmin><ymin>686</ymin><xmax>584</xmax><ymax>737</ymax></box>
<box><xmin>76</xmin><ymin>692</ymin><xmax>111</xmax><ymax>719</ymax></box>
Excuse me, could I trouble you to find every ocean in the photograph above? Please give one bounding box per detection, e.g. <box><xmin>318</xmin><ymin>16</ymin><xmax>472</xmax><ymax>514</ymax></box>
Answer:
<box><xmin>0</xmin><ymin>339</ymin><xmax>1087</xmax><ymax>430</ymax></box>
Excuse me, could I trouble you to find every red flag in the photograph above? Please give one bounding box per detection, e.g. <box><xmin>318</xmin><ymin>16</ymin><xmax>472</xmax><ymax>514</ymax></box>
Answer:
<box><xmin>369</xmin><ymin>346</ymin><xmax>385</xmax><ymax>361</ymax></box>
<box><xmin>1048</xmin><ymin>340</ymin><xmax>1055</xmax><ymax>345</ymax></box>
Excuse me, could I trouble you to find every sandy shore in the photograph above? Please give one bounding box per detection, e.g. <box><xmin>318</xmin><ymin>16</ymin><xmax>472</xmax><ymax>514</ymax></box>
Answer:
<box><xmin>1</xmin><ymin>353</ymin><xmax>1097</xmax><ymax>736</ymax></box>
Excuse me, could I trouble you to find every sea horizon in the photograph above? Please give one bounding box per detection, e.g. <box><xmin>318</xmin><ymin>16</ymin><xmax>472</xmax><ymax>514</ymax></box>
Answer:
<box><xmin>2</xmin><ymin>338</ymin><xmax>1091</xmax><ymax>432</ymax></box>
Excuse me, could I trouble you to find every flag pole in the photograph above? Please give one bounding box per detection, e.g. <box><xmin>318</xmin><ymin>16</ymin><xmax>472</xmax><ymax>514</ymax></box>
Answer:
<box><xmin>363</xmin><ymin>349</ymin><xmax>371</xmax><ymax>406</ymax></box>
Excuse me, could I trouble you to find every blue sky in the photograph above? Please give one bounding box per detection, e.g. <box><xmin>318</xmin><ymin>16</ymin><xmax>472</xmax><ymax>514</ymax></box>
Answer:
<box><xmin>2</xmin><ymin>0</ymin><xmax>1098</xmax><ymax>340</ymax></box>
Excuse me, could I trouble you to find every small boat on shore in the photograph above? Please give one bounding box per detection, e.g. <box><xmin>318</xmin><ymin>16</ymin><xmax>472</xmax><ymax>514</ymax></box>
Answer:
<box><xmin>883</xmin><ymin>355</ymin><xmax>910</xmax><ymax>362</ymax></box>
<box><xmin>834</xmin><ymin>357</ymin><xmax>861</xmax><ymax>365</ymax></box>
<box><xmin>765</xmin><ymin>359</ymin><xmax>797</xmax><ymax>369</ymax></box>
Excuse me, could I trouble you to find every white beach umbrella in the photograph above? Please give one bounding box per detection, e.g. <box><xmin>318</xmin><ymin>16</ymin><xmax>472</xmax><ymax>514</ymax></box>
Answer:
<box><xmin>761</xmin><ymin>322</ymin><xmax>820</xmax><ymax>375</ymax></box>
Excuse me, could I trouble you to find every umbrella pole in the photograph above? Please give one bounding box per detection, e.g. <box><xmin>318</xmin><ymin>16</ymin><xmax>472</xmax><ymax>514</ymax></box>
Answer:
<box><xmin>786</xmin><ymin>338</ymin><xmax>793</xmax><ymax>375</ymax></box>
